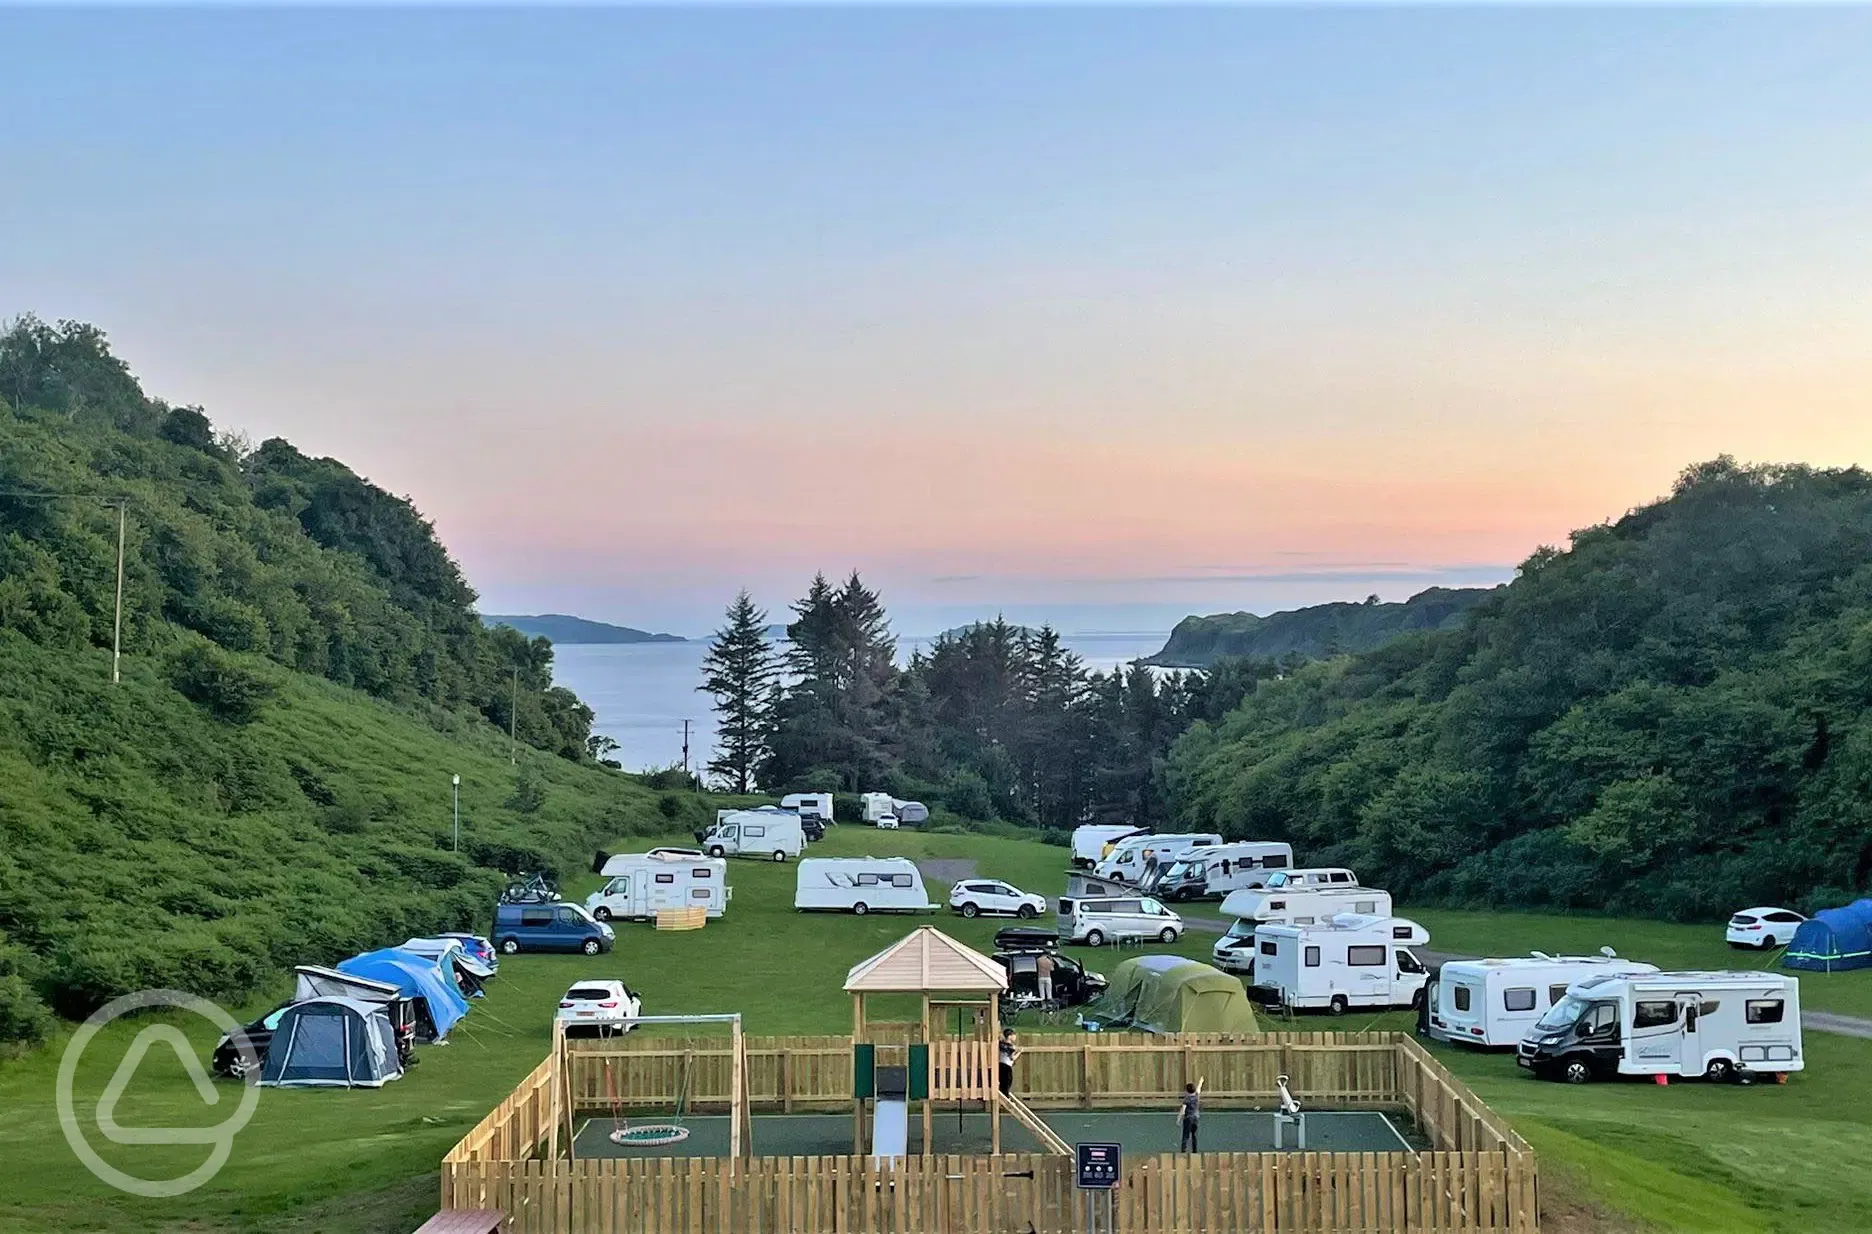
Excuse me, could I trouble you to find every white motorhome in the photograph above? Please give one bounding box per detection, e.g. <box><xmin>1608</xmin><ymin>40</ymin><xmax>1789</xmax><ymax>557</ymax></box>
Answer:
<box><xmin>1249</xmin><ymin>914</ymin><xmax>1430</xmax><ymax>1014</ymax></box>
<box><xmin>1139</xmin><ymin>842</ymin><xmax>1293</xmax><ymax>901</ymax></box>
<box><xmin>1092</xmin><ymin>833</ymin><xmax>1223</xmax><ymax>884</ymax></box>
<box><xmin>1518</xmin><ymin>971</ymin><xmax>1804</xmax><ymax>1084</ymax></box>
<box><xmin>794</xmin><ymin>857</ymin><xmax>937</xmax><ymax>915</ymax></box>
<box><xmin>1428</xmin><ymin>952</ymin><xmax>1658</xmax><ymax>1048</ymax></box>
<box><xmin>587</xmin><ymin>852</ymin><xmax>731</xmax><ymax>922</ymax></box>
<box><xmin>781</xmin><ymin>793</ymin><xmax>835</xmax><ymax>822</ymax></box>
<box><xmin>695</xmin><ymin>809</ymin><xmax>805</xmax><ymax>862</ymax></box>
<box><xmin>1212</xmin><ymin>884</ymin><xmax>1394</xmax><ymax>972</ymax></box>
<box><xmin>1070</xmin><ymin>825</ymin><xmax>1147</xmax><ymax>870</ymax></box>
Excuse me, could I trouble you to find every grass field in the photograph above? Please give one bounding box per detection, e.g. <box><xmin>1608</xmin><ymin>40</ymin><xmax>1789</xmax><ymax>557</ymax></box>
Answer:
<box><xmin>2</xmin><ymin>826</ymin><xmax>1869</xmax><ymax>1232</ymax></box>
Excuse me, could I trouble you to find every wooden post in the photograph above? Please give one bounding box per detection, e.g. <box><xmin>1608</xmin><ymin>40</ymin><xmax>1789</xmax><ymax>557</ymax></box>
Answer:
<box><xmin>989</xmin><ymin>997</ymin><xmax>1002</xmax><ymax>1154</ymax></box>
<box><xmin>920</xmin><ymin>994</ymin><xmax>933</xmax><ymax>1156</ymax></box>
<box><xmin>730</xmin><ymin>1016</ymin><xmax>744</xmax><ymax>1160</ymax></box>
<box><xmin>547</xmin><ymin>1020</ymin><xmax>562</xmax><ymax>1162</ymax></box>
<box><xmin>852</xmin><ymin>993</ymin><xmax>866</xmax><ymax>1154</ymax></box>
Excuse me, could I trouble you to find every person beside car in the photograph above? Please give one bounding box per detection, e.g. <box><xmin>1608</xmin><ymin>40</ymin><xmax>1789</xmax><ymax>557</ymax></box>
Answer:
<box><xmin>1036</xmin><ymin>952</ymin><xmax>1055</xmax><ymax>1005</ymax></box>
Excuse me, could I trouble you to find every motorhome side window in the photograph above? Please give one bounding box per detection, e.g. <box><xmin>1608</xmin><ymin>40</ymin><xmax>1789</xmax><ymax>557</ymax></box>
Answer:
<box><xmin>655</xmin><ymin>873</ymin><xmax>675</xmax><ymax>884</ymax></box>
<box><xmin>1453</xmin><ymin>986</ymin><xmax>1472</xmax><ymax>1012</ymax></box>
<box><xmin>1633</xmin><ymin>1001</ymin><xmax>1678</xmax><ymax>1029</ymax></box>
<box><xmin>1304</xmin><ymin>946</ymin><xmax>1320</xmax><ymax>967</ymax></box>
<box><xmin>1262</xmin><ymin>855</ymin><xmax>1287</xmax><ymax>868</ymax></box>
<box><xmin>1269</xmin><ymin>900</ymin><xmax>1286</xmax><ymax>910</ymax></box>
<box><xmin>1391</xmin><ymin>925</ymin><xmax>1413</xmax><ymax>939</ymax></box>
<box><xmin>1347</xmin><ymin>945</ymin><xmax>1387</xmax><ymax>967</ymax></box>
<box><xmin>1548</xmin><ymin>985</ymin><xmax>1569</xmax><ymax>1006</ymax></box>
<box><xmin>1260</xmin><ymin>940</ymin><xmax>1278</xmax><ymax>956</ymax></box>
<box><xmin>1503</xmin><ymin>988</ymin><xmax>1536</xmax><ymax>1012</ymax></box>
<box><xmin>693</xmin><ymin>869</ymin><xmax>711</xmax><ymax>879</ymax></box>
<box><xmin>691</xmin><ymin>889</ymin><xmax>709</xmax><ymax>900</ymax></box>
<box><xmin>745</xmin><ymin>825</ymin><xmax>766</xmax><ymax>838</ymax></box>
<box><xmin>1746</xmin><ymin>999</ymin><xmax>1785</xmax><ymax>1024</ymax></box>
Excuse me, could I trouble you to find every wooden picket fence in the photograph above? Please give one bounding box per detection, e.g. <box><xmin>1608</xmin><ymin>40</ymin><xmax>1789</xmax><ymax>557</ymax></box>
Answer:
<box><xmin>441</xmin><ymin>1150</ymin><xmax>1537</xmax><ymax>1232</ymax></box>
<box><xmin>443</xmin><ymin>1033</ymin><xmax>1538</xmax><ymax>1230</ymax></box>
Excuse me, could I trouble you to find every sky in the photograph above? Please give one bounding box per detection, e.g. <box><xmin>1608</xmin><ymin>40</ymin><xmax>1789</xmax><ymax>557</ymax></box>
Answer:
<box><xmin>4</xmin><ymin>7</ymin><xmax>1871</xmax><ymax>636</ymax></box>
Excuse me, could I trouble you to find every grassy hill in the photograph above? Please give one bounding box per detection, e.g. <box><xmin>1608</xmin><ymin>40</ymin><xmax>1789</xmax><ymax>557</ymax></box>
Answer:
<box><xmin>1168</xmin><ymin>460</ymin><xmax>1872</xmax><ymax>921</ymax></box>
<box><xmin>1142</xmin><ymin>586</ymin><xmax>1496</xmax><ymax>668</ymax></box>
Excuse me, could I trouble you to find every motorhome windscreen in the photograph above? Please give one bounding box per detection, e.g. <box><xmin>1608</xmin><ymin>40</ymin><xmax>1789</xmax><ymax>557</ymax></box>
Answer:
<box><xmin>1224</xmin><ymin>919</ymin><xmax>1255</xmax><ymax>940</ymax></box>
<box><xmin>1536</xmin><ymin>994</ymin><xmax>1589</xmax><ymax>1031</ymax></box>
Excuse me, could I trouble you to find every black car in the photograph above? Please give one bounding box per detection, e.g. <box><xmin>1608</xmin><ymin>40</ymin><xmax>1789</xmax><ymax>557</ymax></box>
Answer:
<box><xmin>994</xmin><ymin>950</ymin><xmax>1108</xmax><ymax>1011</ymax></box>
<box><xmin>212</xmin><ymin>1003</ymin><xmax>292</xmax><ymax>1080</ymax></box>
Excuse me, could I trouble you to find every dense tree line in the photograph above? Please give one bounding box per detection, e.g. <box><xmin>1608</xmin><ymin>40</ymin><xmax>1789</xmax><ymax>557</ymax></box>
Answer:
<box><xmin>0</xmin><ymin>315</ymin><xmax>593</xmax><ymax>759</ymax></box>
<box><xmin>1167</xmin><ymin>459</ymin><xmax>1872</xmax><ymax>921</ymax></box>
<box><xmin>700</xmin><ymin>573</ymin><xmax>1272</xmax><ymax>829</ymax></box>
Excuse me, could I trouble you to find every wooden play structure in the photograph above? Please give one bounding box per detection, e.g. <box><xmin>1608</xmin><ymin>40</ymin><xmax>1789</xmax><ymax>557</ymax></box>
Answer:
<box><xmin>441</xmin><ymin>928</ymin><xmax>1540</xmax><ymax>1232</ymax></box>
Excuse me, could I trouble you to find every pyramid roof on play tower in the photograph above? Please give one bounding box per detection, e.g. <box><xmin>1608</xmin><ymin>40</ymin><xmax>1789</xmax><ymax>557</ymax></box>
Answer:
<box><xmin>844</xmin><ymin>926</ymin><xmax>1009</xmax><ymax>993</ymax></box>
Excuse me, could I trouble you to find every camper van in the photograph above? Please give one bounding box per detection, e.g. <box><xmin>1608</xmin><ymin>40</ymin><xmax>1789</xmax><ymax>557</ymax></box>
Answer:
<box><xmin>694</xmin><ymin>808</ymin><xmax>805</xmax><ymax>862</ymax></box>
<box><xmin>1057</xmin><ymin>894</ymin><xmax>1184</xmax><ymax>947</ymax></box>
<box><xmin>794</xmin><ymin>857</ymin><xmax>938</xmax><ymax>915</ymax></box>
<box><xmin>781</xmin><ymin>793</ymin><xmax>835</xmax><ymax>823</ymax></box>
<box><xmin>587</xmin><ymin>852</ymin><xmax>731</xmax><ymax>922</ymax></box>
<box><xmin>1212</xmin><ymin>885</ymin><xmax>1393</xmax><ymax>973</ymax></box>
<box><xmin>1250</xmin><ymin>914</ymin><xmax>1430</xmax><ymax>1014</ymax></box>
<box><xmin>1139</xmin><ymin>842</ymin><xmax>1294</xmax><ymax>901</ymax></box>
<box><xmin>1071</xmin><ymin>825</ymin><xmax>1147</xmax><ymax>870</ymax></box>
<box><xmin>1518</xmin><ymin>971</ymin><xmax>1804</xmax><ymax>1084</ymax></box>
<box><xmin>1427</xmin><ymin>953</ymin><xmax>1659</xmax><ymax>1048</ymax></box>
<box><xmin>1092</xmin><ymin>833</ymin><xmax>1223</xmax><ymax>884</ymax></box>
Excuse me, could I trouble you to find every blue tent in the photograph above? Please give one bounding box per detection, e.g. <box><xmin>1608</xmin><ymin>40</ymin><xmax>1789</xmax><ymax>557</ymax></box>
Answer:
<box><xmin>338</xmin><ymin>947</ymin><xmax>471</xmax><ymax>1039</ymax></box>
<box><xmin>259</xmin><ymin>997</ymin><xmax>404</xmax><ymax>1088</ymax></box>
<box><xmin>1783</xmin><ymin>901</ymin><xmax>1872</xmax><ymax>972</ymax></box>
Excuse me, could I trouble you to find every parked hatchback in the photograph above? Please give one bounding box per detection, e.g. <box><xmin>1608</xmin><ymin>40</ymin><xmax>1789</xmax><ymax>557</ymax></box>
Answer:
<box><xmin>1727</xmin><ymin>907</ymin><xmax>1806</xmax><ymax>950</ymax></box>
<box><xmin>493</xmin><ymin>901</ymin><xmax>615</xmax><ymax>955</ymax></box>
<box><xmin>950</xmin><ymin>880</ymin><xmax>1047</xmax><ymax>919</ymax></box>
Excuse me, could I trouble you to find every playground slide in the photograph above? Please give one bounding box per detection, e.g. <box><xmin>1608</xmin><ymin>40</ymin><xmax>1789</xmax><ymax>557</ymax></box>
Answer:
<box><xmin>997</xmin><ymin>1091</ymin><xmax>1072</xmax><ymax>1156</ymax></box>
<box><xmin>870</xmin><ymin>1098</ymin><xmax>910</xmax><ymax>1159</ymax></box>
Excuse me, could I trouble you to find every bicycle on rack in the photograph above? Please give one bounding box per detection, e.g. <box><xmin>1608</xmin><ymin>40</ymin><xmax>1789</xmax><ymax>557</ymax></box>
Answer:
<box><xmin>500</xmin><ymin>871</ymin><xmax>561</xmax><ymax>904</ymax></box>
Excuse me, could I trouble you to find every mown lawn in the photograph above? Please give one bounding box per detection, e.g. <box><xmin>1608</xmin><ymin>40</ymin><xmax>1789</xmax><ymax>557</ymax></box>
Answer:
<box><xmin>2</xmin><ymin>826</ymin><xmax>1869</xmax><ymax>1232</ymax></box>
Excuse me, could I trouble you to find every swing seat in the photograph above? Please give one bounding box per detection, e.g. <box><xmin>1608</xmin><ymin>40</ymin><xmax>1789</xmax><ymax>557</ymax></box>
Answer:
<box><xmin>608</xmin><ymin>1123</ymin><xmax>692</xmax><ymax>1147</ymax></box>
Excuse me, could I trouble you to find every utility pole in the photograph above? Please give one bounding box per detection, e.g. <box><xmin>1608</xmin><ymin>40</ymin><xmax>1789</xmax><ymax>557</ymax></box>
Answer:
<box><xmin>510</xmin><ymin>666</ymin><xmax>519</xmax><ymax>764</ymax></box>
<box><xmin>681</xmin><ymin>720</ymin><xmax>691</xmax><ymax>777</ymax></box>
<box><xmin>451</xmin><ymin>773</ymin><xmax>461</xmax><ymax>852</ymax></box>
<box><xmin>111</xmin><ymin>499</ymin><xmax>126</xmax><ymax>685</ymax></box>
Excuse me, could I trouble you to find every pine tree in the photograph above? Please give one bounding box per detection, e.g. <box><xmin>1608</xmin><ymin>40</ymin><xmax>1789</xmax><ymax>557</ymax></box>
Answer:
<box><xmin>697</xmin><ymin>590</ymin><xmax>777</xmax><ymax>794</ymax></box>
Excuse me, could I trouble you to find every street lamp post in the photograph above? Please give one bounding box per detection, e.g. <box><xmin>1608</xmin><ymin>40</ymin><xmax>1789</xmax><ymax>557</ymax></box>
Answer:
<box><xmin>452</xmin><ymin>774</ymin><xmax>461</xmax><ymax>853</ymax></box>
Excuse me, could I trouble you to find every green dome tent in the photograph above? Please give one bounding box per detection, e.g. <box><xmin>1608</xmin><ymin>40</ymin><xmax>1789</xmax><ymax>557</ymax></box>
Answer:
<box><xmin>1081</xmin><ymin>955</ymin><xmax>1257</xmax><ymax>1034</ymax></box>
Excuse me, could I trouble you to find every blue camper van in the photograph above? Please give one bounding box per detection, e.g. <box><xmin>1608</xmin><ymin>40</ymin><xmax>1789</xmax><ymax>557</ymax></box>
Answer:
<box><xmin>493</xmin><ymin>901</ymin><xmax>615</xmax><ymax>955</ymax></box>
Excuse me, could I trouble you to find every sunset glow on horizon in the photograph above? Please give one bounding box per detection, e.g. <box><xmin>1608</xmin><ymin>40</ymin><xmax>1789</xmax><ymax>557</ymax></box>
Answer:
<box><xmin>5</xmin><ymin>7</ymin><xmax>1870</xmax><ymax>634</ymax></box>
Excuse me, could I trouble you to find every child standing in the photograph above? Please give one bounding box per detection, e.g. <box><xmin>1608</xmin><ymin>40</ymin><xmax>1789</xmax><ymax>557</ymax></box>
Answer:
<box><xmin>1178</xmin><ymin>1081</ymin><xmax>1201</xmax><ymax>1152</ymax></box>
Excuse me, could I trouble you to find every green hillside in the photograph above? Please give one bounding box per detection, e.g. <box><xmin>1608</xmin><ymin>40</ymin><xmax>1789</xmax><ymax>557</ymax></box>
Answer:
<box><xmin>1143</xmin><ymin>586</ymin><xmax>1497</xmax><ymax>668</ymax></box>
<box><xmin>1167</xmin><ymin>459</ymin><xmax>1872</xmax><ymax>920</ymax></box>
<box><xmin>0</xmin><ymin>317</ymin><xmax>684</xmax><ymax>1041</ymax></box>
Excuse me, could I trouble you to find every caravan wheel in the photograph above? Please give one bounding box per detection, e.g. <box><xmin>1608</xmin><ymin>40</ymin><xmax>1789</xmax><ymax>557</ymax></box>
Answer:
<box><xmin>772</xmin><ymin>850</ymin><xmax>787</xmax><ymax>863</ymax></box>
<box><xmin>1703</xmin><ymin>1058</ymin><xmax>1737</xmax><ymax>1084</ymax></box>
<box><xmin>1328</xmin><ymin>996</ymin><xmax>1348</xmax><ymax>1016</ymax></box>
<box><xmin>852</xmin><ymin>902</ymin><xmax>869</xmax><ymax>916</ymax></box>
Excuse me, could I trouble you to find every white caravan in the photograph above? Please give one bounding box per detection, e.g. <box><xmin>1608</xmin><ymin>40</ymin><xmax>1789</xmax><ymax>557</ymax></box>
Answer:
<box><xmin>1249</xmin><ymin>914</ymin><xmax>1430</xmax><ymax>1014</ymax></box>
<box><xmin>1092</xmin><ymin>833</ymin><xmax>1223</xmax><ymax>884</ymax></box>
<box><xmin>1140</xmin><ymin>841</ymin><xmax>1294</xmax><ymax>901</ymax></box>
<box><xmin>781</xmin><ymin>793</ymin><xmax>835</xmax><ymax>822</ymax></box>
<box><xmin>587</xmin><ymin>852</ymin><xmax>731</xmax><ymax>922</ymax></box>
<box><xmin>1428</xmin><ymin>952</ymin><xmax>1658</xmax><ymax>1048</ymax></box>
<box><xmin>1518</xmin><ymin>971</ymin><xmax>1804</xmax><ymax>1083</ymax></box>
<box><xmin>794</xmin><ymin>857</ymin><xmax>938</xmax><ymax>915</ymax></box>
<box><xmin>695</xmin><ymin>809</ymin><xmax>805</xmax><ymax>862</ymax></box>
<box><xmin>1070</xmin><ymin>825</ymin><xmax>1147</xmax><ymax>870</ymax></box>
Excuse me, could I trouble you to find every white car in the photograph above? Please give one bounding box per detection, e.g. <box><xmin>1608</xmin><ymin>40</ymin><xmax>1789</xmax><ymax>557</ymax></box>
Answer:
<box><xmin>876</xmin><ymin>816</ymin><xmax>900</xmax><ymax>830</ymax></box>
<box><xmin>949</xmin><ymin>879</ymin><xmax>1047</xmax><ymax>920</ymax></box>
<box><xmin>556</xmin><ymin>980</ymin><xmax>642</xmax><ymax>1037</ymax></box>
<box><xmin>1727</xmin><ymin>907</ymin><xmax>1806</xmax><ymax>950</ymax></box>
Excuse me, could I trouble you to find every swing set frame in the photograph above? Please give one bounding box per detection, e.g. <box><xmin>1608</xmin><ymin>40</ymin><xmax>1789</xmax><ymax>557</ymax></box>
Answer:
<box><xmin>548</xmin><ymin>1013</ymin><xmax>750</xmax><ymax>1161</ymax></box>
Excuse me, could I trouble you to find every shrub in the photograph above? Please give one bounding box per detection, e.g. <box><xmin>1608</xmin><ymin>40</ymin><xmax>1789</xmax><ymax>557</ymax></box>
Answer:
<box><xmin>170</xmin><ymin>643</ymin><xmax>277</xmax><ymax>723</ymax></box>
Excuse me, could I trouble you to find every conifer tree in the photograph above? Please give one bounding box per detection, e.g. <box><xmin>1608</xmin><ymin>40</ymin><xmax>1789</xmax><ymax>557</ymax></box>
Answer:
<box><xmin>697</xmin><ymin>590</ymin><xmax>777</xmax><ymax>793</ymax></box>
